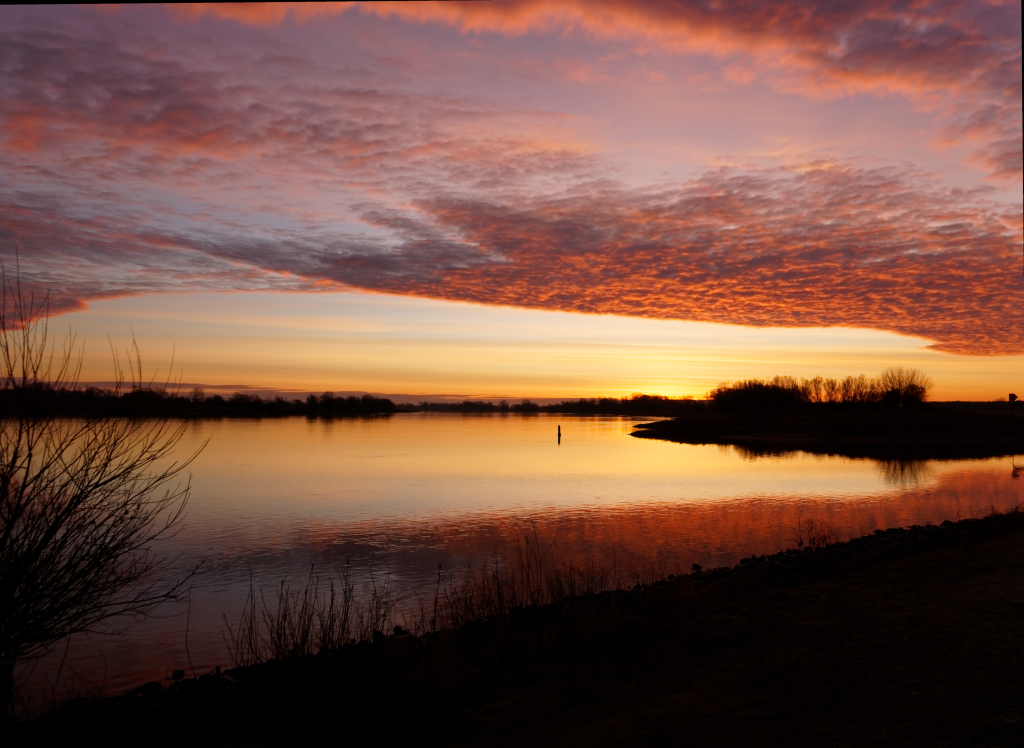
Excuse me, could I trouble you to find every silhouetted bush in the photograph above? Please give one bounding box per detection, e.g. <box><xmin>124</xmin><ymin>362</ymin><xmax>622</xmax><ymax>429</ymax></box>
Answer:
<box><xmin>1</xmin><ymin>278</ymin><xmax>200</xmax><ymax>717</ymax></box>
<box><xmin>709</xmin><ymin>376</ymin><xmax>806</xmax><ymax>412</ymax></box>
<box><xmin>709</xmin><ymin>368</ymin><xmax>934</xmax><ymax>412</ymax></box>
<box><xmin>876</xmin><ymin>366</ymin><xmax>934</xmax><ymax>408</ymax></box>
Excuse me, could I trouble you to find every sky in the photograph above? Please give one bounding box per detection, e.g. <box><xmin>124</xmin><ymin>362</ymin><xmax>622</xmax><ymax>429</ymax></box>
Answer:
<box><xmin>1</xmin><ymin>1</ymin><xmax>1021</xmax><ymax>400</ymax></box>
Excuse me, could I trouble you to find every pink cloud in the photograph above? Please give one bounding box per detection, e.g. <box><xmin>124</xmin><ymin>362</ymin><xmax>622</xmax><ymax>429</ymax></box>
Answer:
<box><xmin>1</xmin><ymin>11</ymin><xmax>1020</xmax><ymax>356</ymax></box>
<box><xmin>344</xmin><ymin>165</ymin><xmax>1021</xmax><ymax>356</ymax></box>
<box><xmin>169</xmin><ymin>1</ymin><xmax>1021</xmax><ymax>181</ymax></box>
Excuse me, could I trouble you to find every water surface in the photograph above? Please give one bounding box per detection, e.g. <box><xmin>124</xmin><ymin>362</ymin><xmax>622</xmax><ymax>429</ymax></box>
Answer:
<box><xmin>20</xmin><ymin>414</ymin><xmax>1023</xmax><ymax>708</ymax></box>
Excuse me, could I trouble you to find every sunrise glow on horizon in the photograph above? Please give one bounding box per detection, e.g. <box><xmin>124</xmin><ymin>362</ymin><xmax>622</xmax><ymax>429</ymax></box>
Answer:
<box><xmin>2</xmin><ymin>2</ymin><xmax>1021</xmax><ymax>400</ymax></box>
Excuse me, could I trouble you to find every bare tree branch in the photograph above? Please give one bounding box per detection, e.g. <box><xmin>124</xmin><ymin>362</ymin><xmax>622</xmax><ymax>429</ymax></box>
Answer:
<box><xmin>0</xmin><ymin>262</ymin><xmax>205</xmax><ymax>716</ymax></box>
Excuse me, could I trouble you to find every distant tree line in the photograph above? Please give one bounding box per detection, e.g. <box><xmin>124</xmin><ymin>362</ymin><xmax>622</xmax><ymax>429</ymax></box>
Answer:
<box><xmin>708</xmin><ymin>367</ymin><xmax>935</xmax><ymax>412</ymax></box>
<box><xmin>414</xmin><ymin>393</ymin><xmax>702</xmax><ymax>416</ymax></box>
<box><xmin>414</xmin><ymin>399</ymin><xmax>528</xmax><ymax>413</ymax></box>
<box><xmin>0</xmin><ymin>388</ymin><xmax>698</xmax><ymax>418</ymax></box>
<box><xmin>0</xmin><ymin>385</ymin><xmax>396</xmax><ymax>418</ymax></box>
<box><xmin>0</xmin><ymin>368</ymin><xmax>938</xmax><ymax>420</ymax></box>
<box><xmin>546</xmin><ymin>393</ymin><xmax>704</xmax><ymax>415</ymax></box>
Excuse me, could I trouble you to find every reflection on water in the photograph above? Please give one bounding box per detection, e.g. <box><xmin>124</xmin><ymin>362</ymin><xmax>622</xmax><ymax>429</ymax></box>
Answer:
<box><xmin>876</xmin><ymin>459</ymin><xmax>934</xmax><ymax>487</ymax></box>
<box><xmin>731</xmin><ymin>445</ymin><xmax>937</xmax><ymax>488</ymax></box>
<box><xmin>18</xmin><ymin>414</ymin><xmax>1024</xmax><ymax>710</ymax></box>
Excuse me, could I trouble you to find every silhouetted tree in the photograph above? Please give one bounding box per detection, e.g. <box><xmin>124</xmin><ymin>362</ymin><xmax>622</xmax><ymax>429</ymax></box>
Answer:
<box><xmin>708</xmin><ymin>369</ymin><xmax>932</xmax><ymax>411</ymax></box>
<box><xmin>0</xmin><ymin>274</ymin><xmax>201</xmax><ymax>716</ymax></box>
<box><xmin>823</xmin><ymin>377</ymin><xmax>840</xmax><ymax>403</ymax></box>
<box><xmin>877</xmin><ymin>366</ymin><xmax>934</xmax><ymax>408</ymax></box>
<box><xmin>709</xmin><ymin>377</ymin><xmax>805</xmax><ymax>412</ymax></box>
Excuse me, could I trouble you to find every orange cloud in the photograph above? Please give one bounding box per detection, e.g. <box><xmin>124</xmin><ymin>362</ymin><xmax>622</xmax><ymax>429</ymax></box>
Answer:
<box><xmin>168</xmin><ymin>3</ymin><xmax>356</xmax><ymax>27</ymax></box>
<box><xmin>5</xmin><ymin>159</ymin><xmax>1020</xmax><ymax>356</ymax></box>
<box><xmin>349</xmin><ymin>165</ymin><xmax>1021</xmax><ymax>356</ymax></box>
<box><xmin>1</xmin><ymin>13</ymin><xmax>1019</xmax><ymax>355</ymax></box>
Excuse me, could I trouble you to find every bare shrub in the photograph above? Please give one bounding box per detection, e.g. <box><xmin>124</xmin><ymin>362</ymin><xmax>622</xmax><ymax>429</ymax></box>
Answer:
<box><xmin>0</xmin><ymin>270</ymin><xmax>202</xmax><ymax>715</ymax></box>
<box><xmin>877</xmin><ymin>366</ymin><xmax>934</xmax><ymax>406</ymax></box>
<box><xmin>225</xmin><ymin>566</ymin><xmax>359</xmax><ymax>667</ymax></box>
<box><xmin>230</xmin><ymin>526</ymin><xmax>624</xmax><ymax>662</ymax></box>
<box><xmin>793</xmin><ymin>519</ymin><xmax>839</xmax><ymax>550</ymax></box>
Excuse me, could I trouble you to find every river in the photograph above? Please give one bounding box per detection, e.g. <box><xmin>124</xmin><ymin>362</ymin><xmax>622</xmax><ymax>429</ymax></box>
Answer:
<box><xmin>17</xmin><ymin>413</ymin><xmax>1023</xmax><ymax>710</ymax></box>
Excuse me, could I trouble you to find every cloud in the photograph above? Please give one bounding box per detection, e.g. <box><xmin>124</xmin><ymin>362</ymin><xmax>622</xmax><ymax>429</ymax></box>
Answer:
<box><xmin>1</xmin><ymin>14</ymin><xmax>1020</xmax><ymax>357</ymax></box>
<box><xmin>7</xmin><ymin>163</ymin><xmax>1019</xmax><ymax>356</ymax></box>
<box><xmin>335</xmin><ymin>165</ymin><xmax>1022</xmax><ymax>357</ymax></box>
<box><xmin>969</xmin><ymin>138</ymin><xmax>1024</xmax><ymax>183</ymax></box>
<box><xmin>169</xmin><ymin>1</ymin><xmax>1021</xmax><ymax>182</ymax></box>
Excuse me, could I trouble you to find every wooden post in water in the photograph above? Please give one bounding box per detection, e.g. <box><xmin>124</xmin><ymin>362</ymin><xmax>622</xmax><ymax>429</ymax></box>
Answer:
<box><xmin>557</xmin><ymin>424</ymin><xmax>561</xmax><ymax>444</ymax></box>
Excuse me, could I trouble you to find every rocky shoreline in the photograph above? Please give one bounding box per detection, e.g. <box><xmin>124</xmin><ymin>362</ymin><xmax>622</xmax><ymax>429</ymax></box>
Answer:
<box><xmin>15</xmin><ymin>507</ymin><xmax>1024</xmax><ymax>746</ymax></box>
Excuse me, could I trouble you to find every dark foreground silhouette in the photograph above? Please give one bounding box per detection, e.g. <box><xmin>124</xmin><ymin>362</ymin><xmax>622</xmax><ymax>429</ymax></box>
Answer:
<box><xmin>15</xmin><ymin>508</ymin><xmax>1024</xmax><ymax>747</ymax></box>
<box><xmin>633</xmin><ymin>405</ymin><xmax>1024</xmax><ymax>460</ymax></box>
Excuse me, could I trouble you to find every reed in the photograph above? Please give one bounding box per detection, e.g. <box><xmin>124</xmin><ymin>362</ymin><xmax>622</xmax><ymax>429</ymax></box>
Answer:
<box><xmin>793</xmin><ymin>518</ymin><xmax>840</xmax><ymax>550</ymax></box>
<box><xmin>225</xmin><ymin>525</ymin><xmax>629</xmax><ymax>663</ymax></box>
<box><xmin>430</xmin><ymin>525</ymin><xmax>623</xmax><ymax>631</ymax></box>
<box><xmin>224</xmin><ymin>565</ymin><xmax>363</xmax><ymax>666</ymax></box>
<box><xmin>230</xmin><ymin>504</ymin><xmax>989</xmax><ymax>668</ymax></box>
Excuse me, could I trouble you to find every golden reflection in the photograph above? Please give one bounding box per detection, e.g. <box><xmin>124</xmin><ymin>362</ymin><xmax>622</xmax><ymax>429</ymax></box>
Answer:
<box><xmin>176</xmin><ymin>414</ymin><xmax>916</xmax><ymax>521</ymax></box>
<box><xmin>22</xmin><ymin>417</ymin><xmax>1024</xmax><ymax>708</ymax></box>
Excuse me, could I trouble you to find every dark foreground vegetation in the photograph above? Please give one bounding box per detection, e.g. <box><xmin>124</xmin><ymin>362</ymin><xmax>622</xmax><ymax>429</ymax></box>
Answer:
<box><xmin>634</xmin><ymin>368</ymin><xmax>1023</xmax><ymax>460</ymax></box>
<box><xmin>2</xmin><ymin>279</ymin><xmax>207</xmax><ymax>716</ymax></box>
<box><xmin>0</xmin><ymin>385</ymin><xmax>397</xmax><ymax>418</ymax></box>
<box><xmin>705</xmin><ymin>367</ymin><xmax>936</xmax><ymax>411</ymax></box>
<box><xmin>14</xmin><ymin>507</ymin><xmax>1024</xmax><ymax>747</ymax></box>
<box><xmin>634</xmin><ymin>405</ymin><xmax>1024</xmax><ymax>459</ymax></box>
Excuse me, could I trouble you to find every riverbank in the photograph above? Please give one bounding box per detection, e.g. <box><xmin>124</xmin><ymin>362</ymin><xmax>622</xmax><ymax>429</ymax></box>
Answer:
<box><xmin>632</xmin><ymin>407</ymin><xmax>1024</xmax><ymax>460</ymax></box>
<box><xmin>14</xmin><ymin>507</ymin><xmax>1023</xmax><ymax>746</ymax></box>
